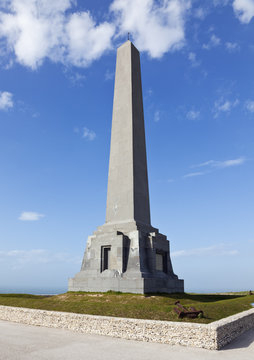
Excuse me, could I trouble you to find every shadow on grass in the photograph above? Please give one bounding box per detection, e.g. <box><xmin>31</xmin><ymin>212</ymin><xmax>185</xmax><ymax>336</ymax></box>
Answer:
<box><xmin>68</xmin><ymin>291</ymin><xmax>244</xmax><ymax>302</ymax></box>
<box><xmin>143</xmin><ymin>293</ymin><xmax>244</xmax><ymax>302</ymax></box>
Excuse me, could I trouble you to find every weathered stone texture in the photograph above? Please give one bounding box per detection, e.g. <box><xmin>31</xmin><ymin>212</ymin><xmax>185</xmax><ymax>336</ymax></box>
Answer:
<box><xmin>211</xmin><ymin>308</ymin><xmax>254</xmax><ymax>349</ymax></box>
<box><xmin>0</xmin><ymin>306</ymin><xmax>253</xmax><ymax>350</ymax></box>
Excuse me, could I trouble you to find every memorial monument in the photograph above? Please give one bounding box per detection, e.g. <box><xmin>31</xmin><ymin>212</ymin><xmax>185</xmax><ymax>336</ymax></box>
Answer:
<box><xmin>68</xmin><ymin>40</ymin><xmax>184</xmax><ymax>293</ymax></box>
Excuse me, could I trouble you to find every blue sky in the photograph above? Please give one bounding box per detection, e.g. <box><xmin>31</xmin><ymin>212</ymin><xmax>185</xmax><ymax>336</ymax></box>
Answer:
<box><xmin>0</xmin><ymin>0</ymin><xmax>254</xmax><ymax>293</ymax></box>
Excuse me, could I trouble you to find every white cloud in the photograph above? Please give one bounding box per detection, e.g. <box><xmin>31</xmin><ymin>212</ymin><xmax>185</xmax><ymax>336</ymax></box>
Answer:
<box><xmin>186</xmin><ymin>109</ymin><xmax>200</xmax><ymax>120</ymax></box>
<box><xmin>193</xmin><ymin>7</ymin><xmax>207</xmax><ymax>20</ymax></box>
<box><xmin>225</xmin><ymin>42</ymin><xmax>240</xmax><ymax>52</ymax></box>
<box><xmin>105</xmin><ymin>69</ymin><xmax>114</xmax><ymax>81</ymax></box>
<box><xmin>213</xmin><ymin>0</ymin><xmax>230</xmax><ymax>6</ymax></box>
<box><xmin>188</xmin><ymin>52</ymin><xmax>201</xmax><ymax>67</ymax></box>
<box><xmin>214</xmin><ymin>97</ymin><xmax>239</xmax><ymax>117</ymax></box>
<box><xmin>0</xmin><ymin>0</ymin><xmax>191</xmax><ymax>69</ymax></box>
<box><xmin>172</xmin><ymin>244</ymin><xmax>238</xmax><ymax>257</ymax></box>
<box><xmin>74</xmin><ymin>126</ymin><xmax>96</xmax><ymax>140</ymax></box>
<box><xmin>82</xmin><ymin>127</ymin><xmax>96</xmax><ymax>141</ymax></box>
<box><xmin>64</xmin><ymin>69</ymin><xmax>86</xmax><ymax>86</ymax></box>
<box><xmin>183</xmin><ymin>171</ymin><xmax>206</xmax><ymax>178</ymax></box>
<box><xmin>154</xmin><ymin>110</ymin><xmax>160</xmax><ymax>122</ymax></box>
<box><xmin>0</xmin><ymin>0</ymin><xmax>115</xmax><ymax>69</ymax></box>
<box><xmin>192</xmin><ymin>157</ymin><xmax>246</xmax><ymax>169</ymax></box>
<box><xmin>233</xmin><ymin>0</ymin><xmax>254</xmax><ymax>23</ymax></box>
<box><xmin>19</xmin><ymin>211</ymin><xmax>45</xmax><ymax>221</ymax></box>
<box><xmin>217</xmin><ymin>101</ymin><xmax>231</xmax><ymax>111</ymax></box>
<box><xmin>110</xmin><ymin>0</ymin><xmax>191</xmax><ymax>58</ymax></box>
<box><xmin>65</xmin><ymin>11</ymin><xmax>115</xmax><ymax>67</ymax></box>
<box><xmin>0</xmin><ymin>249</ymin><xmax>81</xmax><ymax>269</ymax></box>
<box><xmin>0</xmin><ymin>91</ymin><xmax>13</xmax><ymax>110</ymax></box>
<box><xmin>215</xmin><ymin>0</ymin><xmax>254</xmax><ymax>24</ymax></box>
<box><xmin>211</xmin><ymin>34</ymin><xmax>221</xmax><ymax>46</ymax></box>
<box><xmin>245</xmin><ymin>100</ymin><xmax>254</xmax><ymax>112</ymax></box>
<box><xmin>217</xmin><ymin>158</ymin><xmax>246</xmax><ymax>168</ymax></box>
<box><xmin>147</xmin><ymin>88</ymin><xmax>153</xmax><ymax>96</ymax></box>
<box><xmin>203</xmin><ymin>34</ymin><xmax>221</xmax><ymax>50</ymax></box>
<box><xmin>184</xmin><ymin>157</ymin><xmax>246</xmax><ymax>178</ymax></box>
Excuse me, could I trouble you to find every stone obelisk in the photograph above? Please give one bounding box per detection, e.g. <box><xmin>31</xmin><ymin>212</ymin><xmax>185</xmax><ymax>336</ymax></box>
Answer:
<box><xmin>106</xmin><ymin>40</ymin><xmax>150</xmax><ymax>228</ymax></box>
<box><xmin>68</xmin><ymin>41</ymin><xmax>184</xmax><ymax>293</ymax></box>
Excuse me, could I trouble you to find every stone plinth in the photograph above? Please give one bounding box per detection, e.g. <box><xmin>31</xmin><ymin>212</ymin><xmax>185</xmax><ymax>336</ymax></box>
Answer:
<box><xmin>69</xmin><ymin>223</ymin><xmax>183</xmax><ymax>293</ymax></box>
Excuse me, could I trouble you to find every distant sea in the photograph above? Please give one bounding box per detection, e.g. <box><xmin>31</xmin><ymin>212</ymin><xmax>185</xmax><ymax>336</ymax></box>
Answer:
<box><xmin>0</xmin><ymin>287</ymin><xmax>250</xmax><ymax>295</ymax></box>
<box><xmin>0</xmin><ymin>287</ymin><xmax>67</xmax><ymax>295</ymax></box>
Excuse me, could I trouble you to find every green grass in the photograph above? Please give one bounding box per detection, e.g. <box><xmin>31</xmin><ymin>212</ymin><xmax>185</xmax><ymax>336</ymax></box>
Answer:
<box><xmin>0</xmin><ymin>291</ymin><xmax>253</xmax><ymax>324</ymax></box>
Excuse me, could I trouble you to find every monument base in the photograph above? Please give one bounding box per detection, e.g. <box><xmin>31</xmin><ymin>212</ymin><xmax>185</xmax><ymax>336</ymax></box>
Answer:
<box><xmin>68</xmin><ymin>222</ymin><xmax>184</xmax><ymax>294</ymax></box>
<box><xmin>68</xmin><ymin>274</ymin><xmax>184</xmax><ymax>294</ymax></box>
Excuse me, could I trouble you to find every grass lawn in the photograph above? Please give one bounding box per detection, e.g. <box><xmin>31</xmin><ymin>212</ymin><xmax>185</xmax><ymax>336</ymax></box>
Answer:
<box><xmin>0</xmin><ymin>291</ymin><xmax>253</xmax><ymax>324</ymax></box>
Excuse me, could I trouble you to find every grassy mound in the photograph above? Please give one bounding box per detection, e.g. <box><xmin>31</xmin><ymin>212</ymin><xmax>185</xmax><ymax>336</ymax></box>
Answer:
<box><xmin>0</xmin><ymin>291</ymin><xmax>253</xmax><ymax>324</ymax></box>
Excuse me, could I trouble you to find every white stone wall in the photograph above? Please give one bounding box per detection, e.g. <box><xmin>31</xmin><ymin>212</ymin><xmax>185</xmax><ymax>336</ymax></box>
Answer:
<box><xmin>0</xmin><ymin>305</ymin><xmax>253</xmax><ymax>350</ymax></box>
<box><xmin>211</xmin><ymin>308</ymin><xmax>254</xmax><ymax>348</ymax></box>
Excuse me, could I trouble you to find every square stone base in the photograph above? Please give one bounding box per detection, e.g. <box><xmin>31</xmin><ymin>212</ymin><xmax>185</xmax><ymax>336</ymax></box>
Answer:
<box><xmin>68</xmin><ymin>273</ymin><xmax>184</xmax><ymax>294</ymax></box>
<box><xmin>68</xmin><ymin>224</ymin><xmax>184</xmax><ymax>294</ymax></box>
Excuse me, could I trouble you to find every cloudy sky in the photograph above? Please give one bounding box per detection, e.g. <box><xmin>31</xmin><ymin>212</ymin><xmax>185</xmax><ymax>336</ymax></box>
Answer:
<box><xmin>0</xmin><ymin>0</ymin><xmax>254</xmax><ymax>293</ymax></box>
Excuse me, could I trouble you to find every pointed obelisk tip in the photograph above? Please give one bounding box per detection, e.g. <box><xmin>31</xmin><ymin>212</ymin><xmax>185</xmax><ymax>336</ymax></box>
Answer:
<box><xmin>118</xmin><ymin>39</ymin><xmax>139</xmax><ymax>53</ymax></box>
<box><xmin>115</xmin><ymin>32</ymin><xmax>135</xmax><ymax>50</ymax></box>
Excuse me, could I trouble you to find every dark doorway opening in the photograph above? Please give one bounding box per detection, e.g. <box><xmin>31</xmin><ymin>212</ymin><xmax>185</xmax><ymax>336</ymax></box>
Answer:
<box><xmin>155</xmin><ymin>250</ymin><xmax>167</xmax><ymax>273</ymax></box>
<box><xmin>101</xmin><ymin>246</ymin><xmax>111</xmax><ymax>271</ymax></box>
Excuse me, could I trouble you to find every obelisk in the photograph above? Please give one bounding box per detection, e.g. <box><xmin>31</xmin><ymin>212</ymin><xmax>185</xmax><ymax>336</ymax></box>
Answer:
<box><xmin>68</xmin><ymin>41</ymin><xmax>184</xmax><ymax>294</ymax></box>
<box><xmin>106</xmin><ymin>41</ymin><xmax>150</xmax><ymax>227</ymax></box>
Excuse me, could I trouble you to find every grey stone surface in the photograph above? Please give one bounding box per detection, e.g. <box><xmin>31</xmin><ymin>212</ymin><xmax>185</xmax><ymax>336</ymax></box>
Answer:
<box><xmin>69</xmin><ymin>40</ymin><xmax>183</xmax><ymax>293</ymax></box>
<box><xmin>106</xmin><ymin>41</ymin><xmax>150</xmax><ymax>225</ymax></box>
<box><xmin>1</xmin><ymin>320</ymin><xmax>254</xmax><ymax>360</ymax></box>
<box><xmin>0</xmin><ymin>305</ymin><xmax>254</xmax><ymax>350</ymax></box>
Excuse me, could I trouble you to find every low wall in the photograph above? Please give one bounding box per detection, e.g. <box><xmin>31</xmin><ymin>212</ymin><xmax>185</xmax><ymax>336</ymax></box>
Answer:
<box><xmin>0</xmin><ymin>305</ymin><xmax>253</xmax><ymax>350</ymax></box>
<box><xmin>211</xmin><ymin>308</ymin><xmax>254</xmax><ymax>349</ymax></box>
